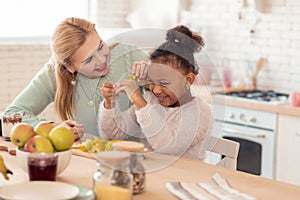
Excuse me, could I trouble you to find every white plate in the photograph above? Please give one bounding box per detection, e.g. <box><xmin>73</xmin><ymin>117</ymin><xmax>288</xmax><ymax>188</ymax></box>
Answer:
<box><xmin>0</xmin><ymin>181</ymin><xmax>80</xmax><ymax>200</ymax></box>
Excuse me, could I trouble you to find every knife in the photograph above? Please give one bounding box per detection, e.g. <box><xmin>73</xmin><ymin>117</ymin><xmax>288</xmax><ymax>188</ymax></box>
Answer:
<box><xmin>0</xmin><ymin>138</ymin><xmax>16</xmax><ymax>155</ymax></box>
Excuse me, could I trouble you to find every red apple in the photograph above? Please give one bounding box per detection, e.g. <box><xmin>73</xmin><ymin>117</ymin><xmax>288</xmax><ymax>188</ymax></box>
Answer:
<box><xmin>24</xmin><ymin>135</ymin><xmax>54</xmax><ymax>153</ymax></box>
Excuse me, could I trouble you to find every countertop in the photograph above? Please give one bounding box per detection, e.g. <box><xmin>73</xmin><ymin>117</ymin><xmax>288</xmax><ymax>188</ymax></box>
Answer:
<box><xmin>192</xmin><ymin>85</ymin><xmax>300</xmax><ymax>117</ymax></box>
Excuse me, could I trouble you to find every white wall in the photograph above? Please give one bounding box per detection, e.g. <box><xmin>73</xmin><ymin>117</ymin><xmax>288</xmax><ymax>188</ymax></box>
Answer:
<box><xmin>184</xmin><ymin>0</ymin><xmax>300</xmax><ymax>92</ymax></box>
<box><xmin>0</xmin><ymin>0</ymin><xmax>299</xmax><ymax>116</ymax></box>
<box><xmin>92</xmin><ymin>0</ymin><xmax>300</xmax><ymax>93</ymax></box>
<box><xmin>0</xmin><ymin>44</ymin><xmax>58</xmax><ymax>122</ymax></box>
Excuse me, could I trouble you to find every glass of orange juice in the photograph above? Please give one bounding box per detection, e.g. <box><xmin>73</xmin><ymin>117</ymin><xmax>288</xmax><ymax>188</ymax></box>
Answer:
<box><xmin>93</xmin><ymin>151</ymin><xmax>132</xmax><ymax>200</ymax></box>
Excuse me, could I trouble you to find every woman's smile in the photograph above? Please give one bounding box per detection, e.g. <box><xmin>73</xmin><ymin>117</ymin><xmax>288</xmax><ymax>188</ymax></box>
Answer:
<box><xmin>95</xmin><ymin>62</ymin><xmax>107</xmax><ymax>72</ymax></box>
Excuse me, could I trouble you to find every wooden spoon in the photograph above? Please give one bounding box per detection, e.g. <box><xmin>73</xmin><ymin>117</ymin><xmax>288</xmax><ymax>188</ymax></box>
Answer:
<box><xmin>251</xmin><ymin>57</ymin><xmax>266</xmax><ymax>89</ymax></box>
<box><xmin>254</xmin><ymin>57</ymin><xmax>266</xmax><ymax>77</ymax></box>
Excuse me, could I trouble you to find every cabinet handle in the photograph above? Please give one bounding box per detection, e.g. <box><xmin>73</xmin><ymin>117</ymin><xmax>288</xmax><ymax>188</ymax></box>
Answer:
<box><xmin>296</xmin><ymin>132</ymin><xmax>300</xmax><ymax>137</ymax></box>
<box><xmin>223</xmin><ymin>128</ymin><xmax>266</xmax><ymax>139</ymax></box>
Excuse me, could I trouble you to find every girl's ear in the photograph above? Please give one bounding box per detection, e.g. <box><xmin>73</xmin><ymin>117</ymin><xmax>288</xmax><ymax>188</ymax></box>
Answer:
<box><xmin>186</xmin><ymin>73</ymin><xmax>195</xmax><ymax>86</ymax></box>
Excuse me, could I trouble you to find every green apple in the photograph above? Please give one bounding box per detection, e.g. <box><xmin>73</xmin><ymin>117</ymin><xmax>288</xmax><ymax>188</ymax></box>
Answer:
<box><xmin>90</xmin><ymin>142</ymin><xmax>106</xmax><ymax>153</ymax></box>
<box><xmin>10</xmin><ymin>123</ymin><xmax>35</xmax><ymax>147</ymax></box>
<box><xmin>49</xmin><ymin>126</ymin><xmax>75</xmax><ymax>151</ymax></box>
<box><xmin>84</xmin><ymin>139</ymin><xmax>94</xmax><ymax>151</ymax></box>
<box><xmin>105</xmin><ymin>140</ymin><xmax>122</xmax><ymax>151</ymax></box>
<box><xmin>34</xmin><ymin>121</ymin><xmax>56</xmax><ymax>138</ymax></box>
<box><xmin>24</xmin><ymin>135</ymin><xmax>54</xmax><ymax>153</ymax></box>
<box><xmin>84</xmin><ymin>139</ymin><xmax>106</xmax><ymax>152</ymax></box>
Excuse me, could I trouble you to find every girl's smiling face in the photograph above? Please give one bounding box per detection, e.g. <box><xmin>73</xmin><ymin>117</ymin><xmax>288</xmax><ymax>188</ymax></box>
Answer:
<box><xmin>147</xmin><ymin>63</ymin><xmax>194</xmax><ymax>107</ymax></box>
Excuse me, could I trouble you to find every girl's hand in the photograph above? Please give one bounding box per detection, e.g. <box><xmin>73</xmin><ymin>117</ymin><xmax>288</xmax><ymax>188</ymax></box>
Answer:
<box><xmin>60</xmin><ymin>120</ymin><xmax>84</xmax><ymax>140</ymax></box>
<box><xmin>114</xmin><ymin>79</ymin><xmax>147</xmax><ymax>109</ymax></box>
<box><xmin>101</xmin><ymin>82</ymin><xmax>117</xmax><ymax>109</ymax></box>
<box><xmin>131</xmin><ymin>61</ymin><xmax>149</xmax><ymax>80</ymax></box>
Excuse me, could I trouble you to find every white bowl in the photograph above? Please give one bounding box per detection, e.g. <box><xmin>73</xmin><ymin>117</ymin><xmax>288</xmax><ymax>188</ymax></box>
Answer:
<box><xmin>16</xmin><ymin>148</ymin><xmax>72</xmax><ymax>175</ymax></box>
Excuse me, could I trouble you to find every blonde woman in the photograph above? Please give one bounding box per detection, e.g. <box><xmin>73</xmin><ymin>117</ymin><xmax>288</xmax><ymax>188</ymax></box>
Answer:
<box><xmin>5</xmin><ymin>17</ymin><xmax>148</xmax><ymax>139</ymax></box>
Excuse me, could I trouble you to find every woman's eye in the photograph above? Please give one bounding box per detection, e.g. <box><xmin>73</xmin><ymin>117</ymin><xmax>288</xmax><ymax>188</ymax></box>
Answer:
<box><xmin>97</xmin><ymin>44</ymin><xmax>104</xmax><ymax>51</ymax></box>
<box><xmin>85</xmin><ymin>57</ymin><xmax>93</xmax><ymax>64</ymax></box>
<box><xmin>148</xmin><ymin>79</ymin><xmax>154</xmax><ymax>83</ymax></box>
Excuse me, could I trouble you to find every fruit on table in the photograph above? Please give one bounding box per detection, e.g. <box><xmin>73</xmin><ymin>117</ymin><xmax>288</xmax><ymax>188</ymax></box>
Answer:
<box><xmin>127</xmin><ymin>74</ymin><xmax>138</xmax><ymax>80</ymax></box>
<box><xmin>0</xmin><ymin>154</ymin><xmax>13</xmax><ymax>180</ymax></box>
<box><xmin>105</xmin><ymin>140</ymin><xmax>122</xmax><ymax>151</ymax></box>
<box><xmin>10</xmin><ymin>123</ymin><xmax>35</xmax><ymax>147</ymax></box>
<box><xmin>49</xmin><ymin>126</ymin><xmax>75</xmax><ymax>151</ymax></box>
<box><xmin>74</xmin><ymin>139</ymin><xmax>122</xmax><ymax>153</ymax></box>
<box><xmin>10</xmin><ymin>122</ymin><xmax>76</xmax><ymax>153</ymax></box>
<box><xmin>85</xmin><ymin>139</ymin><xmax>106</xmax><ymax>153</ymax></box>
<box><xmin>34</xmin><ymin>121</ymin><xmax>56</xmax><ymax>138</ymax></box>
<box><xmin>24</xmin><ymin>135</ymin><xmax>54</xmax><ymax>153</ymax></box>
<box><xmin>85</xmin><ymin>139</ymin><xmax>105</xmax><ymax>150</ymax></box>
<box><xmin>72</xmin><ymin>143</ymin><xmax>88</xmax><ymax>152</ymax></box>
<box><xmin>90</xmin><ymin>142</ymin><xmax>106</xmax><ymax>153</ymax></box>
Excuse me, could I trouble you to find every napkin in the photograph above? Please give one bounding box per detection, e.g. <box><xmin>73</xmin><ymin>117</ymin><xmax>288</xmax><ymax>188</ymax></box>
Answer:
<box><xmin>166</xmin><ymin>173</ymin><xmax>256</xmax><ymax>200</ymax></box>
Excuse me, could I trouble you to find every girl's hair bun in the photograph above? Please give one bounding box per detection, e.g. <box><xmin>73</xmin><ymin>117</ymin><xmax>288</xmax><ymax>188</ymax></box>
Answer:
<box><xmin>166</xmin><ymin>25</ymin><xmax>204</xmax><ymax>53</ymax></box>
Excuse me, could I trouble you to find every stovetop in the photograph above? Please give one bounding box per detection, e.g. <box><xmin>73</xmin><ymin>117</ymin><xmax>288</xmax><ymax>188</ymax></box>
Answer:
<box><xmin>218</xmin><ymin>90</ymin><xmax>289</xmax><ymax>104</ymax></box>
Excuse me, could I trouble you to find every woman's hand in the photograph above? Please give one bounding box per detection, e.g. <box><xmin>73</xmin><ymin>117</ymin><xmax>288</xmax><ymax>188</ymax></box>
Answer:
<box><xmin>60</xmin><ymin>120</ymin><xmax>84</xmax><ymax>140</ymax></box>
<box><xmin>101</xmin><ymin>82</ymin><xmax>118</xmax><ymax>109</ymax></box>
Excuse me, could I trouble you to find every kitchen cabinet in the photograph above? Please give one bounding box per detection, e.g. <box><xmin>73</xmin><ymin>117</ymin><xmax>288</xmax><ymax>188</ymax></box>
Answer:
<box><xmin>276</xmin><ymin>114</ymin><xmax>300</xmax><ymax>186</ymax></box>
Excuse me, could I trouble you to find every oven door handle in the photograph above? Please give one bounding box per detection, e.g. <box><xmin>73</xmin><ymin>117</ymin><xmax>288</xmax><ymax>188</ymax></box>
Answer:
<box><xmin>222</xmin><ymin>128</ymin><xmax>266</xmax><ymax>139</ymax></box>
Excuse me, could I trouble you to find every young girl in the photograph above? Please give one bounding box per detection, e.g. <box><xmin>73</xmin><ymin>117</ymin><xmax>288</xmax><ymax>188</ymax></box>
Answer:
<box><xmin>98</xmin><ymin>25</ymin><xmax>212</xmax><ymax>160</ymax></box>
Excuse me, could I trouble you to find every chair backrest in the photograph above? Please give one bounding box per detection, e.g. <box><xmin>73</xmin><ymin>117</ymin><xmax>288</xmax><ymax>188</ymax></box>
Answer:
<box><xmin>206</xmin><ymin>136</ymin><xmax>240</xmax><ymax>170</ymax></box>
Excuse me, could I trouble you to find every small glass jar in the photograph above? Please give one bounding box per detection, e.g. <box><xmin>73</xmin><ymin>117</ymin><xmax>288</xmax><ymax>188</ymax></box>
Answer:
<box><xmin>0</xmin><ymin>112</ymin><xmax>23</xmax><ymax>139</ymax></box>
<box><xmin>93</xmin><ymin>151</ymin><xmax>133</xmax><ymax>200</ymax></box>
<box><xmin>113</xmin><ymin>141</ymin><xmax>146</xmax><ymax>194</ymax></box>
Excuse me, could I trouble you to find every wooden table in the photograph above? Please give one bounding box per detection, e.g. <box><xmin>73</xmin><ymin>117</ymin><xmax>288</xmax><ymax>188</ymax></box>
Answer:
<box><xmin>1</xmin><ymin>146</ymin><xmax>300</xmax><ymax>200</ymax></box>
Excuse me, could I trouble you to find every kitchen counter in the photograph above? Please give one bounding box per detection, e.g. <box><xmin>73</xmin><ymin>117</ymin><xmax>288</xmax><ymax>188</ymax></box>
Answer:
<box><xmin>213</xmin><ymin>96</ymin><xmax>300</xmax><ymax>117</ymax></box>
<box><xmin>192</xmin><ymin>85</ymin><xmax>300</xmax><ymax>117</ymax></box>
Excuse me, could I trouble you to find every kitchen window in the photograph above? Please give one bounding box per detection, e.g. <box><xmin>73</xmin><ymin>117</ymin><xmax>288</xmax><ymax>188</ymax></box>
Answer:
<box><xmin>0</xmin><ymin>0</ymin><xmax>89</xmax><ymax>39</ymax></box>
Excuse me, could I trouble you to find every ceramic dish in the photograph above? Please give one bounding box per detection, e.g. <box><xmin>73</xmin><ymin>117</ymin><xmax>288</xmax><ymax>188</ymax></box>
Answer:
<box><xmin>74</xmin><ymin>185</ymin><xmax>95</xmax><ymax>200</ymax></box>
<box><xmin>0</xmin><ymin>181</ymin><xmax>79</xmax><ymax>200</ymax></box>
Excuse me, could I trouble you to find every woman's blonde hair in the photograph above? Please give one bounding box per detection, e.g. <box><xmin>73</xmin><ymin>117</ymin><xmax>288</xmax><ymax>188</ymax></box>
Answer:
<box><xmin>51</xmin><ymin>17</ymin><xmax>96</xmax><ymax>121</ymax></box>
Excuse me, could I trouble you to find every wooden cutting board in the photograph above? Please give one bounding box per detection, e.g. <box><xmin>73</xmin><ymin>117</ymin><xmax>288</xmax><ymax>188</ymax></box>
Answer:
<box><xmin>0</xmin><ymin>137</ymin><xmax>16</xmax><ymax>155</ymax></box>
<box><xmin>71</xmin><ymin>148</ymin><xmax>96</xmax><ymax>160</ymax></box>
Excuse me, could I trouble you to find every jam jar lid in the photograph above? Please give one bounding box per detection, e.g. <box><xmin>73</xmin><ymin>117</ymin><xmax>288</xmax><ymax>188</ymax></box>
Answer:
<box><xmin>113</xmin><ymin>141</ymin><xmax>144</xmax><ymax>152</ymax></box>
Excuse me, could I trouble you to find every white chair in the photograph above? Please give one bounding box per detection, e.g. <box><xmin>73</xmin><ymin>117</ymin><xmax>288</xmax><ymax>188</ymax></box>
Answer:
<box><xmin>206</xmin><ymin>136</ymin><xmax>240</xmax><ymax>170</ymax></box>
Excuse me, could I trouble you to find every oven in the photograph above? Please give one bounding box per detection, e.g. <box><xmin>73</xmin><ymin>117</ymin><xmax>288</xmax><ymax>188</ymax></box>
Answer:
<box><xmin>208</xmin><ymin>90</ymin><xmax>290</xmax><ymax>179</ymax></box>
<box><xmin>212</xmin><ymin>104</ymin><xmax>276</xmax><ymax>179</ymax></box>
